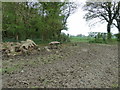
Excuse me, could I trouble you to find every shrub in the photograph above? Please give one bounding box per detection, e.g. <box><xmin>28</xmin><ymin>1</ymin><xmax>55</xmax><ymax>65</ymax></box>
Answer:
<box><xmin>59</xmin><ymin>33</ymin><xmax>70</xmax><ymax>43</ymax></box>
<box><xmin>114</xmin><ymin>33</ymin><xmax>120</xmax><ymax>41</ymax></box>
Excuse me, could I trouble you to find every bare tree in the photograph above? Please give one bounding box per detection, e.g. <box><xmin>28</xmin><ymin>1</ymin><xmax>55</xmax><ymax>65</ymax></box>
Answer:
<box><xmin>113</xmin><ymin>1</ymin><xmax>120</xmax><ymax>33</ymax></box>
<box><xmin>83</xmin><ymin>1</ymin><xmax>120</xmax><ymax>39</ymax></box>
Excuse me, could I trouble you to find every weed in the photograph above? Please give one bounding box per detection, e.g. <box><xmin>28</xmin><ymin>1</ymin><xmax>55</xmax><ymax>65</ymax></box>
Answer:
<box><xmin>111</xmin><ymin>84</ymin><xmax>119</xmax><ymax>88</ymax></box>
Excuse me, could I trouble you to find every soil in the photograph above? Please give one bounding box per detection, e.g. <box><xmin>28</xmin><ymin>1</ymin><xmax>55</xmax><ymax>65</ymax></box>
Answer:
<box><xmin>2</xmin><ymin>42</ymin><xmax>118</xmax><ymax>88</ymax></box>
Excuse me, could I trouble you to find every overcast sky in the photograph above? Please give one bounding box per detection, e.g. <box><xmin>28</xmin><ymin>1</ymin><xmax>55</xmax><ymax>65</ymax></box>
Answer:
<box><xmin>62</xmin><ymin>1</ymin><xmax>119</xmax><ymax>36</ymax></box>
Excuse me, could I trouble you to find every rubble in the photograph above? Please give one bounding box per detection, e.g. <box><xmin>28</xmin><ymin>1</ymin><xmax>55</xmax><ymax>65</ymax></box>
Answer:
<box><xmin>1</xmin><ymin>40</ymin><xmax>62</xmax><ymax>58</ymax></box>
<box><xmin>49</xmin><ymin>41</ymin><xmax>61</xmax><ymax>49</ymax></box>
<box><xmin>1</xmin><ymin>39</ymin><xmax>38</xmax><ymax>57</ymax></box>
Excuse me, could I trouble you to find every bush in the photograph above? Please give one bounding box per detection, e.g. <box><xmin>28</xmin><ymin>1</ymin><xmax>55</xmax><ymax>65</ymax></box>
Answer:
<box><xmin>107</xmin><ymin>33</ymin><xmax>112</xmax><ymax>40</ymax></box>
<box><xmin>59</xmin><ymin>33</ymin><xmax>70</xmax><ymax>43</ymax></box>
<box><xmin>114</xmin><ymin>33</ymin><xmax>120</xmax><ymax>41</ymax></box>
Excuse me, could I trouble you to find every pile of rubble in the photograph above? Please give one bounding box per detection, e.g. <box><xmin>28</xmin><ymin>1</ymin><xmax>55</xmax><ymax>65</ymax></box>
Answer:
<box><xmin>1</xmin><ymin>39</ymin><xmax>38</xmax><ymax>57</ymax></box>
<box><xmin>1</xmin><ymin>40</ymin><xmax>61</xmax><ymax>58</ymax></box>
<box><xmin>49</xmin><ymin>41</ymin><xmax>61</xmax><ymax>49</ymax></box>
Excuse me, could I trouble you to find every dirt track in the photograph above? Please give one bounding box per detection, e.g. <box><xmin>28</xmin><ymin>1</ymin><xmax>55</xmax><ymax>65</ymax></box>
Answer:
<box><xmin>2</xmin><ymin>42</ymin><xmax>118</xmax><ymax>88</ymax></box>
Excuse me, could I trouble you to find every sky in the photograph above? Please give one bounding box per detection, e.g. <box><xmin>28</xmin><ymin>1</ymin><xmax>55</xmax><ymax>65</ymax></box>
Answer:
<box><xmin>62</xmin><ymin>1</ymin><xmax>119</xmax><ymax>36</ymax></box>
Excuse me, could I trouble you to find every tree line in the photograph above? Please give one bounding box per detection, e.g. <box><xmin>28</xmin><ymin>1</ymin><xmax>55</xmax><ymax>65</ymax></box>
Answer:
<box><xmin>2</xmin><ymin>1</ymin><xmax>120</xmax><ymax>42</ymax></box>
<box><xmin>2</xmin><ymin>2</ymin><xmax>77</xmax><ymax>42</ymax></box>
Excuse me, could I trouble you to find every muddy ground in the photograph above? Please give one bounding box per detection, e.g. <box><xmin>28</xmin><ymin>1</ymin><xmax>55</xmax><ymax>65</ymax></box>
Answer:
<box><xmin>2</xmin><ymin>42</ymin><xmax>118</xmax><ymax>88</ymax></box>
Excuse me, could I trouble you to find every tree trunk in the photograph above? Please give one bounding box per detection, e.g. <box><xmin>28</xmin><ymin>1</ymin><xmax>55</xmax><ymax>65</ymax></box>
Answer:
<box><xmin>118</xmin><ymin>25</ymin><xmax>120</xmax><ymax>33</ymax></box>
<box><xmin>16</xmin><ymin>34</ymin><xmax>19</xmax><ymax>41</ymax></box>
<box><xmin>107</xmin><ymin>23</ymin><xmax>112</xmax><ymax>39</ymax></box>
<box><xmin>117</xmin><ymin>20</ymin><xmax>120</xmax><ymax>33</ymax></box>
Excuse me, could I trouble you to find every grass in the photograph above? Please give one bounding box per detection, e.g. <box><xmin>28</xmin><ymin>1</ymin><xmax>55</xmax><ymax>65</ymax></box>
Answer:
<box><xmin>31</xmin><ymin>86</ymin><xmax>39</xmax><ymax>88</ymax></box>
<box><xmin>70</xmin><ymin>36</ymin><xmax>92</xmax><ymax>42</ymax></box>
<box><xmin>70</xmin><ymin>36</ymin><xmax>118</xmax><ymax>45</ymax></box>
<box><xmin>3</xmin><ymin>36</ymin><xmax>118</xmax><ymax>46</ymax></box>
<box><xmin>111</xmin><ymin>84</ymin><xmax>119</xmax><ymax>88</ymax></box>
<box><xmin>2</xmin><ymin>65</ymin><xmax>20</xmax><ymax>73</ymax></box>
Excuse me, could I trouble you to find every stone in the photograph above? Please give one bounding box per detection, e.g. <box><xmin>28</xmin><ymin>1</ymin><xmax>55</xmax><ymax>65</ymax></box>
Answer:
<box><xmin>44</xmin><ymin>46</ymin><xmax>51</xmax><ymax>52</ymax></box>
<box><xmin>49</xmin><ymin>41</ymin><xmax>61</xmax><ymax>49</ymax></box>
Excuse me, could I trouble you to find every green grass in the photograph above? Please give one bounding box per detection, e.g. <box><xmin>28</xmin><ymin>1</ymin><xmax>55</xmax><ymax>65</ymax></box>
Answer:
<box><xmin>31</xmin><ymin>86</ymin><xmax>39</xmax><ymax>88</ymax></box>
<box><xmin>2</xmin><ymin>65</ymin><xmax>20</xmax><ymax>73</ymax></box>
<box><xmin>3</xmin><ymin>36</ymin><xmax>119</xmax><ymax>45</ymax></box>
<box><xmin>111</xmin><ymin>84</ymin><xmax>119</xmax><ymax>88</ymax></box>
<box><xmin>106</xmin><ymin>39</ymin><xmax>118</xmax><ymax>44</ymax></box>
<box><xmin>70</xmin><ymin>36</ymin><xmax>118</xmax><ymax>44</ymax></box>
<box><xmin>70</xmin><ymin>36</ymin><xmax>94</xmax><ymax>42</ymax></box>
<box><xmin>2</xmin><ymin>37</ymin><xmax>59</xmax><ymax>47</ymax></box>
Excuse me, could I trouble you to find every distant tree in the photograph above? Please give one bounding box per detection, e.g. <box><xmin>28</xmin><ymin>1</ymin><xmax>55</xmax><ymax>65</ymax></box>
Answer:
<box><xmin>77</xmin><ymin>34</ymin><xmax>85</xmax><ymax>37</ymax></box>
<box><xmin>112</xmin><ymin>1</ymin><xmax>120</xmax><ymax>33</ymax></box>
<box><xmin>115</xmin><ymin>16</ymin><xmax>120</xmax><ymax>33</ymax></box>
<box><xmin>88</xmin><ymin>32</ymin><xmax>98</xmax><ymax>37</ymax></box>
<box><xmin>83</xmin><ymin>1</ymin><xmax>120</xmax><ymax>39</ymax></box>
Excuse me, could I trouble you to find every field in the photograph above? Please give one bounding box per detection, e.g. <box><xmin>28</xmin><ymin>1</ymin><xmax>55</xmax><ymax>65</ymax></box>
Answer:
<box><xmin>70</xmin><ymin>36</ymin><xmax>118</xmax><ymax>44</ymax></box>
<box><xmin>70</xmin><ymin>36</ymin><xmax>91</xmax><ymax>42</ymax></box>
<box><xmin>2</xmin><ymin>1</ymin><xmax>119</xmax><ymax>88</ymax></box>
<box><xmin>2</xmin><ymin>41</ymin><xmax>118</xmax><ymax>88</ymax></box>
